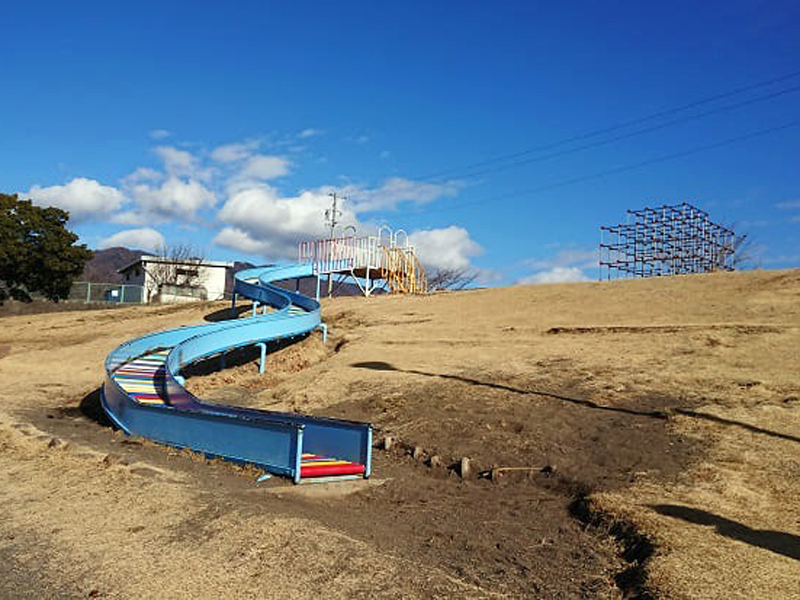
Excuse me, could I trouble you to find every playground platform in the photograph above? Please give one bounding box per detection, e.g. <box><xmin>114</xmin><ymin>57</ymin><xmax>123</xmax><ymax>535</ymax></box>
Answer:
<box><xmin>299</xmin><ymin>230</ymin><xmax>427</xmax><ymax>296</ymax></box>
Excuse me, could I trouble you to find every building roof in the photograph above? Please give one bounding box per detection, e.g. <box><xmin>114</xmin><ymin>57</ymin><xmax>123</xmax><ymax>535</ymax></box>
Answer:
<box><xmin>117</xmin><ymin>255</ymin><xmax>234</xmax><ymax>274</ymax></box>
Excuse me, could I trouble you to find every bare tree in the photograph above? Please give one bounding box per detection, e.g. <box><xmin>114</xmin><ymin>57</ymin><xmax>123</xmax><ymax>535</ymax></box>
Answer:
<box><xmin>427</xmin><ymin>267</ymin><xmax>478</xmax><ymax>291</ymax></box>
<box><xmin>732</xmin><ymin>232</ymin><xmax>761</xmax><ymax>270</ymax></box>
<box><xmin>144</xmin><ymin>244</ymin><xmax>208</xmax><ymax>302</ymax></box>
<box><xmin>723</xmin><ymin>221</ymin><xmax>760</xmax><ymax>271</ymax></box>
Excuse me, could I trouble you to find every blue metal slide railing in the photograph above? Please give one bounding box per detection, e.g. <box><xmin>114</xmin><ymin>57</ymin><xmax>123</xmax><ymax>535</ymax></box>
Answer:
<box><xmin>101</xmin><ymin>263</ymin><xmax>372</xmax><ymax>483</ymax></box>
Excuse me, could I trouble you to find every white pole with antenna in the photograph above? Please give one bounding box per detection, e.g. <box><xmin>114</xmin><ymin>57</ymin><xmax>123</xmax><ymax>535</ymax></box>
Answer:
<box><xmin>325</xmin><ymin>192</ymin><xmax>346</xmax><ymax>296</ymax></box>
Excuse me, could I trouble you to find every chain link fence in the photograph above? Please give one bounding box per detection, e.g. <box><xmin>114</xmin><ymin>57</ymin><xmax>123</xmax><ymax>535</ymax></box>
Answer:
<box><xmin>68</xmin><ymin>282</ymin><xmax>145</xmax><ymax>304</ymax></box>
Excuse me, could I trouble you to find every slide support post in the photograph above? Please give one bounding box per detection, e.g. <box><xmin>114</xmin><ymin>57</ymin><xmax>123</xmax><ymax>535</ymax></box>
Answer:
<box><xmin>257</xmin><ymin>342</ymin><xmax>267</xmax><ymax>374</ymax></box>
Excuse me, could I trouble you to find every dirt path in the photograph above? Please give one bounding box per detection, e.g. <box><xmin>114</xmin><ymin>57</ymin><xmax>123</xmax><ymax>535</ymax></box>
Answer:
<box><xmin>1</xmin><ymin>269</ymin><xmax>799</xmax><ymax>597</ymax></box>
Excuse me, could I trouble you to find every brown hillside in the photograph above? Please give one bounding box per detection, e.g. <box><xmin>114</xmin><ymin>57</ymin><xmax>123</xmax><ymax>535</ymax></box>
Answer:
<box><xmin>0</xmin><ymin>269</ymin><xmax>798</xmax><ymax>598</ymax></box>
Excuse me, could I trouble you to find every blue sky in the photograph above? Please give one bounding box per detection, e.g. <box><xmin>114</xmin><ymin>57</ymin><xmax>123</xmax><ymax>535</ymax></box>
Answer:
<box><xmin>2</xmin><ymin>1</ymin><xmax>799</xmax><ymax>284</ymax></box>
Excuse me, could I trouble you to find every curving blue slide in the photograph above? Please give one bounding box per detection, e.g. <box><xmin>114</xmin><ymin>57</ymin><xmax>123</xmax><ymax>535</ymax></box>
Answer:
<box><xmin>101</xmin><ymin>264</ymin><xmax>372</xmax><ymax>483</ymax></box>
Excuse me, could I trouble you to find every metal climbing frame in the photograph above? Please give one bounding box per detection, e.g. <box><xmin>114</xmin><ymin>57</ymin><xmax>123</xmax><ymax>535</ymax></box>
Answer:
<box><xmin>298</xmin><ymin>228</ymin><xmax>427</xmax><ymax>297</ymax></box>
<box><xmin>599</xmin><ymin>202</ymin><xmax>736</xmax><ymax>280</ymax></box>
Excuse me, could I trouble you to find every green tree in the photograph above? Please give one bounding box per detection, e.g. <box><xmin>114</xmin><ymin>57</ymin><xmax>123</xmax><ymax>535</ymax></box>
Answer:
<box><xmin>0</xmin><ymin>193</ymin><xmax>93</xmax><ymax>302</ymax></box>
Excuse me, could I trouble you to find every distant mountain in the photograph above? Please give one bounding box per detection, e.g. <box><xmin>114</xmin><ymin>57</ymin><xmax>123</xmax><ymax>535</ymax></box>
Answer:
<box><xmin>80</xmin><ymin>247</ymin><xmax>147</xmax><ymax>283</ymax></box>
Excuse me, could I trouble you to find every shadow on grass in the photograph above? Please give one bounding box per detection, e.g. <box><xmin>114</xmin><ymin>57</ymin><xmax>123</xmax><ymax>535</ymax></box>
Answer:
<box><xmin>351</xmin><ymin>361</ymin><xmax>800</xmax><ymax>444</ymax></box>
<box><xmin>204</xmin><ymin>304</ymin><xmax>250</xmax><ymax>322</ymax></box>
<box><xmin>651</xmin><ymin>504</ymin><xmax>800</xmax><ymax>561</ymax></box>
<box><xmin>351</xmin><ymin>361</ymin><xmax>670</xmax><ymax>420</ymax></box>
<box><xmin>672</xmin><ymin>408</ymin><xmax>800</xmax><ymax>444</ymax></box>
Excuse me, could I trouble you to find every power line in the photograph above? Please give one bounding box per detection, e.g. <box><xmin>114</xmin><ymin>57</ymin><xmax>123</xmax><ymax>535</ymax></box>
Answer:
<box><xmin>428</xmin><ymin>83</ymin><xmax>800</xmax><ymax>183</ymax></box>
<box><xmin>413</xmin><ymin>68</ymin><xmax>800</xmax><ymax>182</ymax></box>
<box><xmin>402</xmin><ymin>118</ymin><xmax>800</xmax><ymax>217</ymax></box>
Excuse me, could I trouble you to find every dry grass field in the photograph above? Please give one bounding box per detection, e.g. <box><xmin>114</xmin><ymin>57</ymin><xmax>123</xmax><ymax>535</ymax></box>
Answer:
<box><xmin>0</xmin><ymin>269</ymin><xmax>798</xmax><ymax>598</ymax></box>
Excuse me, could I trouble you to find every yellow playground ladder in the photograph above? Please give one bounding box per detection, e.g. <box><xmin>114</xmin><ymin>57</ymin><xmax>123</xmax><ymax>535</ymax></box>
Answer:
<box><xmin>381</xmin><ymin>245</ymin><xmax>427</xmax><ymax>295</ymax></box>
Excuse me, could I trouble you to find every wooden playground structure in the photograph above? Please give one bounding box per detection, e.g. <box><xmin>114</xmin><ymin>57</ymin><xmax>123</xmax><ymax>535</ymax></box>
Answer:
<box><xmin>298</xmin><ymin>227</ymin><xmax>427</xmax><ymax>296</ymax></box>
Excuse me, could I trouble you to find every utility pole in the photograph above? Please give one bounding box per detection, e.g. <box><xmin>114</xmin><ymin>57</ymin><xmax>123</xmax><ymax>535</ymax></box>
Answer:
<box><xmin>325</xmin><ymin>192</ymin><xmax>346</xmax><ymax>296</ymax></box>
<box><xmin>325</xmin><ymin>192</ymin><xmax>344</xmax><ymax>240</ymax></box>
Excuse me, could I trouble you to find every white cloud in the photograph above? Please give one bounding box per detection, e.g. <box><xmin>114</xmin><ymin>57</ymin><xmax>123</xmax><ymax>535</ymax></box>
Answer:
<box><xmin>213</xmin><ymin>227</ymin><xmax>272</xmax><ymax>255</ymax></box>
<box><xmin>210</xmin><ymin>140</ymin><xmax>261</xmax><ymax>163</ymax></box>
<box><xmin>149</xmin><ymin>129</ymin><xmax>172</xmax><ymax>140</ymax></box>
<box><xmin>128</xmin><ymin>176</ymin><xmax>217</xmax><ymax>221</ymax></box>
<box><xmin>346</xmin><ymin>177</ymin><xmax>462</xmax><ymax>213</ymax></box>
<box><xmin>93</xmin><ymin>141</ymin><xmax>288</xmax><ymax>226</ymax></box>
<box><xmin>99</xmin><ymin>228</ymin><xmax>166</xmax><ymax>252</ymax></box>
<box><xmin>122</xmin><ymin>167</ymin><xmax>163</xmax><ymax>184</ymax></box>
<box><xmin>519</xmin><ymin>246</ymin><xmax>597</xmax><ymax>284</ymax></box>
<box><xmin>215</xmin><ymin>198</ymin><xmax>485</xmax><ymax>275</ymax></box>
<box><xmin>26</xmin><ymin>177</ymin><xmax>126</xmax><ymax>222</ymax></box>
<box><xmin>776</xmin><ymin>199</ymin><xmax>800</xmax><ymax>210</ymax></box>
<box><xmin>215</xmin><ymin>185</ymin><xmax>359</xmax><ymax>258</ymax></box>
<box><xmin>347</xmin><ymin>134</ymin><xmax>370</xmax><ymax>145</ymax></box>
<box><xmin>525</xmin><ymin>248</ymin><xmax>598</xmax><ymax>270</ymax></box>
<box><xmin>155</xmin><ymin>146</ymin><xmax>193</xmax><ymax>171</ymax></box>
<box><xmin>214</xmin><ymin>175</ymin><xmax>470</xmax><ymax>261</ymax></box>
<box><xmin>298</xmin><ymin>128</ymin><xmax>323</xmax><ymax>139</ymax></box>
<box><xmin>111</xmin><ymin>211</ymin><xmax>149</xmax><ymax>226</ymax></box>
<box><xmin>154</xmin><ymin>146</ymin><xmax>212</xmax><ymax>181</ymax></box>
<box><xmin>518</xmin><ymin>267</ymin><xmax>591</xmax><ymax>284</ymax></box>
<box><xmin>409</xmin><ymin>226</ymin><xmax>483</xmax><ymax>271</ymax></box>
<box><xmin>239</xmin><ymin>155</ymin><xmax>290</xmax><ymax>180</ymax></box>
<box><xmin>24</xmin><ymin>132</ymin><xmax>473</xmax><ymax>270</ymax></box>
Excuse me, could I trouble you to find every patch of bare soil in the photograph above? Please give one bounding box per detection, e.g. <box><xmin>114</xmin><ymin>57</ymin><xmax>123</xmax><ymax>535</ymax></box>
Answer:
<box><xmin>181</xmin><ymin>338</ymin><xmax>647</xmax><ymax>596</ymax></box>
<box><xmin>271</xmin><ymin>461</ymin><xmax>624</xmax><ymax>598</ymax></box>
<box><xmin>326</xmin><ymin>367</ymin><xmax>697</xmax><ymax>493</ymax></box>
<box><xmin>15</xmin><ymin>398</ymin><xmax>624</xmax><ymax>598</ymax></box>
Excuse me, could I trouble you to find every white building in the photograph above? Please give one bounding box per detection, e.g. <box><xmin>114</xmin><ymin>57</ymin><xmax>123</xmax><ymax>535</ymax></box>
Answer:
<box><xmin>118</xmin><ymin>256</ymin><xmax>232</xmax><ymax>303</ymax></box>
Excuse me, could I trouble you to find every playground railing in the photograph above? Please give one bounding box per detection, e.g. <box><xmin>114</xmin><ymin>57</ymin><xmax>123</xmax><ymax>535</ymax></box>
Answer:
<box><xmin>299</xmin><ymin>236</ymin><xmax>385</xmax><ymax>274</ymax></box>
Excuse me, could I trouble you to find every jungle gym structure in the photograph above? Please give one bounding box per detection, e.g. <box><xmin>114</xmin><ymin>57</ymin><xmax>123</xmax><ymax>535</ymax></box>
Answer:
<box><xmin>599</xmin><ymin>202</ymin><xmax>736</xmax><ymax>280</ymax></box>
